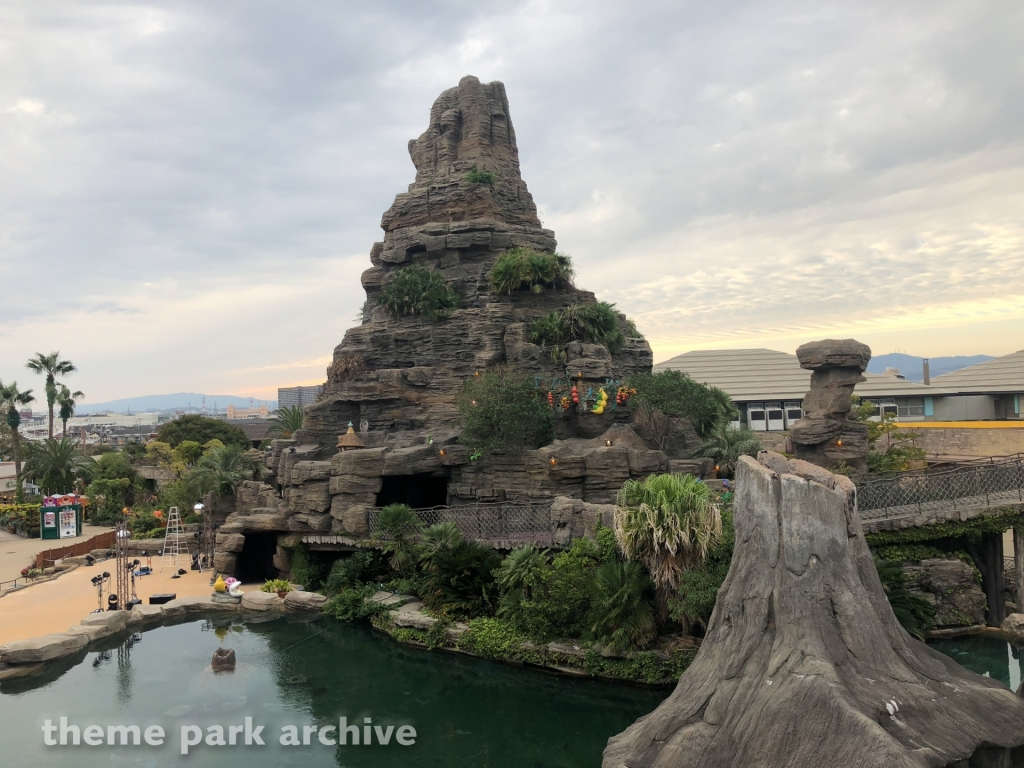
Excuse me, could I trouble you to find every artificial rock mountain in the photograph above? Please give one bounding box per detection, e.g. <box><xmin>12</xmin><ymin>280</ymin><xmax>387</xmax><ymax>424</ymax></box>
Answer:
<box><xmin>299</xmin><ymin>74</ymin><xmax>652</xmax><ymax>447</ymax></box>
<box><xmin>212</xmin><ymin>77</ymin><xmax>691</xmax><ymax>575</ymax></box>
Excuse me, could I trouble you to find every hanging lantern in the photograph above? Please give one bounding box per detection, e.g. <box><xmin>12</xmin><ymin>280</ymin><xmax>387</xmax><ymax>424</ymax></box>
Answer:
<box><xmin>548</xmin><ymin>457</ymin><xmax>558</xmax><ymax>467</ymax></box>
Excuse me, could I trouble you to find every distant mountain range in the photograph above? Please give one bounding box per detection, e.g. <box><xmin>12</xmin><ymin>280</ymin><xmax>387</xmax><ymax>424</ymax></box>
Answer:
<box><xmin>77</xmin><ymin>392</ymin><xmax>277</xmax><ymax>415</ymax></box>
<box><xmin>866</xmin><ymin>353</ymin><xmax>994</xmax><ymax>382</ymax></box>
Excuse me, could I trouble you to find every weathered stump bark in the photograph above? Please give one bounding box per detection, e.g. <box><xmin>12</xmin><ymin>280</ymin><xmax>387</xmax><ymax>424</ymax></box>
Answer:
<box><xmin>604</xmin><ymin>452</ymin><xmax>1024</xmax><ymax>768</ymax></box>
<box><xmin>968</xmin><ymin>532</ymin><xmax>1007</xmax><ymax>627</ymax></box>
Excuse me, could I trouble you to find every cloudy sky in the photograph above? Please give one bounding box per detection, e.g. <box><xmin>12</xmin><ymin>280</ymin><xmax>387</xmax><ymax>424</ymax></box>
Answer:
<box><xmin>2</xmin><ymin>0</ymin><xmax>1022</xmax><ymax>404</ymax></box>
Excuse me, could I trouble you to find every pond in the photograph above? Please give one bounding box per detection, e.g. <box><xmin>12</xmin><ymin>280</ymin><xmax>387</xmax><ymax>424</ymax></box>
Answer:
<box><xmin>928</xmin><ymin>635</ymin><xmax>1023</xmax><ymax>691</ymax></box>
<box><xmin>0</xmin><ymin>617</ymin><xmax>666</xmax><ymax>767</ymax></box>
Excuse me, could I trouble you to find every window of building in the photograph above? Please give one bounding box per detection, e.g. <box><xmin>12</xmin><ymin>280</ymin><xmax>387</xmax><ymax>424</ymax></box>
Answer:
<box><xmin>896</xmin><ymin>397</ymin><xmax>925</xmax><ymax>417</ymax></box>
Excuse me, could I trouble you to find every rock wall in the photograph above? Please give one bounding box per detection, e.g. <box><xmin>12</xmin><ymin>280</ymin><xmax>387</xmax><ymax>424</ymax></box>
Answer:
<box><xmin>902</xmin><ymin>557</ymin><xmax>986</xmax><ymax>627</ymax></box>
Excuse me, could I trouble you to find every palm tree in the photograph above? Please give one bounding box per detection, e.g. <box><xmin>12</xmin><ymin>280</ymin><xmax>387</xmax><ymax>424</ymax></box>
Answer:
<box><xmin>0</xmin><ymin>380</ymin><xmax>35</xmax><ymax>502</ymax></box>
<box><xmin>23</xmin><ymin>437</ymin><xmax>96</xmax><ymax>495</ymax></box>
<box><xmin>690</xmin><ymin>424</ymin><xmax>763</xmax><ymax>478</ymax></box>
<box><xmin>372</xmin><ymin>503</ymin><xmax>424</xmax><ymax>575</ymax></box>
<box><xmin>615</xmin><ymin>473</ymin><xmax>722</xmax><ymax>619</ymax></box>
<box><xmin>26</xmin><ymin>352</ymin><xmax>76</xmax><ymax>439</ymax></box>
<box><xmin>588</xmin><ymin>560</ymin><xmax>657</xmax><ymax>653</ymax></box>
<box><xmin>707</xmin><ymin>385</ymin><xmax>740</xmax><ymax>431</ymax></box>
<box><xmin>265</xmin><ymin>405</ymin><xmax>305</xmax><ymax>439</ymax></box>
<box><xmin>192</xmin><ymin>443</ymin><xmax>264</xmax><ymax>497</ymax></box>
<box><xmin>56</xmin><ymin>385</ymin><xmax>85</xmax><ymax>437</ymax></box>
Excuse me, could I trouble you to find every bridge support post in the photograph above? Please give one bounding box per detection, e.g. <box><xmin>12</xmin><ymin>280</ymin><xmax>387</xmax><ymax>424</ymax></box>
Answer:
<box><xmin>1014</xmin><ymin>526</ymin><xmax>1024</xmax><ymax>614</ymax></box>
<box><xmin>971</xmin><ymin>532</ymin><xmax>1006</xmax><ymax>627</ymax></box>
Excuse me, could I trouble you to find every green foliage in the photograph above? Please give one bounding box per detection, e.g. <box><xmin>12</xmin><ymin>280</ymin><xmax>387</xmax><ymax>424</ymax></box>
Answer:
<box><xmin>865</xmin><ymin>509</ymin><xmax>1024</xmax><ymax>547</ymax></box>
<box><xmin>874</xmin><ymin>559</ymin><xmax>935</xmax><ymax>640</ymax></box>
<box><xmin>157</xmin><ymin>474</ymin><xmax>204</xmax><ymax>518</ymax></box>
<box><xmin>529</xmin><ymin>302</ymin><xmax>626</xmax><ymax>353</ymax></box>
<box><xmin>192</xmin><ymin>443</ymin><xmax>264</xmax><ymax>497</ymax></box>
<box><xmin>0</xmin><ymin>503</ymin><xmax>42</xmax><ymax>537</ymax></box>
<box><xmin>174</xmin><ymin>440</ymin><xmax>202</xmax><ymax>465</ymax></box>
<box><xmin>690</xmin><ymin>425</ymin><xmax>763</xmax><ymax>478</ymax></box>
<box><xmin>325</xmin><ymin>583</ymin><xmax>387</xmax><ymax>622</ymax></box>
<box><xmin>587</xmin><ymin>560</ymin><xmax>657</xmax><ymax>653</ymax></box>
<box><xmin>129</xmin><ymin>511</ymin><xmax>165</xmax><ymax>539</ymax></box>
<box><xmin>23</xmin><ymin>437</ymin><xmax>95</xmax><ymax>494</ymax></box>
<box><xmin>456</xmin><ymin>617</ymin><xmax>545</xmax><ymax>664</ymax></box>
<box><xmin>873</xmin><ymin>544</ymin><xmax>953</xmax><ymax>563</ymax></box>
<box><xmin>25</xmin><ymin>351</ymin><xmax>75</xmax><ymax>438</ymax></box>
<box><xmin>86</xmin><ymin>477</ymin><xmax>133</xmax><ymax>522</ymax></box>
<box><xmin>266</xmin><ymin>406</ymin><xmax>305</xmax><ymax>439</ymax></box>
<box><xmin>615</xmin><ymin>473</ymin><xmax>722</xmax><ymax>611</ymax></box>
<box><xmin>503</xmin><ymin>537</ymin><xmax>601</xmax><ymax>641</ymax></box>
<box><xmin>488</xmin><ymin>248</ymin><xmax>574</xmax><ymax>295</ymax></box>
<box><xmin>457</xmin><ymin>365</ymin><xmax>554</xmax><ymax>454</ymax></box>
<box><xmin>595</xmin><ymin>520</ymin><xmax>619</xmax><ymax>563</ymax></box>
<box><xmin>851</xmin><ymin>396</ymin><xmax>927</xmax><ymax>473</ymax></box>
<box><xmin>378</xmin><ymin>265</ymin><xmax>460</xmax><ymax>321</ymax></box>
<box><xmin>373</xmin><ymin>503</ymin><xmax>424</xmax><ymax>575</ymax></box>
<box><xmin>261</xmin><ymin>578</ymin><xmax>292</xmax><ymax>593</ymax></box>
<box><xmin>421</xmin><ymin>540</ymin><xmax>501</xmax><ymax>618</ymax></box>
<box><xmin>324</xmin><ymin>551</ymin><xmax>387</xmax><ymax>595</ymax></box>
<box><xmin>290</xmin><ymin>544</ymin><xmax>331</xmax><ymax>591</ymax></box>
<box><xmin>628</xmin><ymin>370</ymin><xmax>731</xmax><ymax>448</ymax></box>
<box><xmin>580</xmin><ymin>648</ymin><xmax>696</xmax><ymax>684</ymax></box>
<box><xmin>419</xmin><ymin>522</ymin><xmax>464</xmax><ymax>566</ymax></box>
<box><xmin>668</xmin><ymin>507</ymin><xmax>735</xmax><ymax>631</ymax></box>
<box><xmin>155</xmin><ymin>415</ymin><xmax>251</xmax><ymax>450</ymax></box>
<box><xmin>463</xmin><ymin>165</ymin><xmax>496</xmax><ymax>184</ymax></box>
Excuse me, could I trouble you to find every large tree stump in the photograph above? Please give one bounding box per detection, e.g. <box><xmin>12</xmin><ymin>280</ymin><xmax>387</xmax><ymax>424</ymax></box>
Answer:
<box><xmin>604</xmin><ymin>452</ymin><xmax>1024</xmax><ymax>768</ymax></box>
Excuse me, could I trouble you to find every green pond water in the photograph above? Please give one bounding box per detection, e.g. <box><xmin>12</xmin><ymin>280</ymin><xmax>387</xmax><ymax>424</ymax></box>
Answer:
<box><xmin>0</xmin><ymin>618</ymin><xmax>1019</xmax><ymax>768</ymax></box>
<box><xmin>0</xmin><ymin>616</ymin><xmax>666</xmax><ymax>767</ymax></box>
<box><xmin>928</xmin><ymin>635</ymin><xmax>1022</xmax><ymax>691</ymax></box>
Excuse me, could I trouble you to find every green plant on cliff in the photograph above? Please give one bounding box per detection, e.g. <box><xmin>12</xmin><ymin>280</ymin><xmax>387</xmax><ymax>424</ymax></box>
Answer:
<box><xmin>462</xmin><ymin>165</ymin><xmax>496</xmax><ymax>185</ymax></box>
<box><xmin>457</xmin><ymin>365</ymin><xmax>554</xmax><ymax>454</ymax></box>
<box><xmin>690</xmin><ymin>425</ymin><xmax>762</xmax><ymax>479</ymax></box>
<box><xmin>378</xmin><ymin>265</ymin><xmax>460</xmax><ymax>321</ymax></box>
<box><xmin>628</xmin><ymin>370</ymin><xmax>732</xmax><ymax>448</ymax></box>
<box><xmin>488</xmin><ymin>248</ymin><xmax>574</xmax><ymax>295</ymax></box>
<box><xmin>851</xmin><ymin>396</ymin><xmax>926</xmax><ymax>473</ymax></box>
<box><xmin>668</xmin><ymin>505</ymin><xmax>735</xmax><ymax>631</ymax></box>
<box><xmin>529</xmin><ymin>302</ymin><xmax>625</xmax><ymax>353</ymax></box>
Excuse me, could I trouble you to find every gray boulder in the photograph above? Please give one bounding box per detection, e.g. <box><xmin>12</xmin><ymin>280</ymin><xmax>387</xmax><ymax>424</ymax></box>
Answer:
<box><xmin>0</xmin><ymin>633</ymin><xmax>89</xmax><ymax>665</ymax></box>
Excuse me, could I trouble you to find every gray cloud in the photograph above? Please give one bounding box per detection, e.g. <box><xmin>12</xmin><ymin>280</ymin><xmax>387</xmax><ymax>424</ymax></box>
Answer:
<box><xmin>1</xmin><ymin>0</ymin><xmax>1022</xmax><ymax>400</ymax></box>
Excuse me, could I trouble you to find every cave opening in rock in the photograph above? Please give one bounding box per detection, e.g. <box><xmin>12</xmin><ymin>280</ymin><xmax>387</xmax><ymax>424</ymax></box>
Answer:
<box><xmin>376</xmin><ymin>474</ymin><xmax>449</xmax><ymax>509</ymax></box>
<box><xmin>235</xmin><ymin>532</ymin><xmax>279</xmax><ymax>583</ymax></box>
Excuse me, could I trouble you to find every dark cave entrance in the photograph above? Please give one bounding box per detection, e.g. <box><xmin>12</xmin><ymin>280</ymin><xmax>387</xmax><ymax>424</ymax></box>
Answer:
<box><xmin>376</xmin><ymin>474</ymin><xmax>449</xmax><ymax>509</ymax></box>
<box><xmin>236</xmin><ymin>532</ymin><xmax>279</xmax><ymax>583</ymax></box>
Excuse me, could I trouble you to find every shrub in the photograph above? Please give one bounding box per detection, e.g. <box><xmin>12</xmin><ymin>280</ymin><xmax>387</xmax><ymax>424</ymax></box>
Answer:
<box><xmin>668</xmin><ymin>507</ymin><xmax>735</xmax><ymax>631</ymax></box>
<box><xmin>373</xmin><ymin>504</ymin><xmax>423</xmax><ymax>575</ymax></box>
<box><xmin>327</xmin><ymin>354</ymin><xmax>368</xmax><ymax>383</ymax></box>
<box><xmin>325</xmin><ymin>551</ymin><xmax>387</xmax><ymax>595</ymax></box>
<box><xmin>457</xmin><ymin>365</ymin><xmax>554</xmax><ymax>454</ymax></box>
<box><xmin>378</xmin><ymin>265</ymin><xmax>460</xmax><ymax>321</ymax></box>
<box><xmin>421</xmin><ymin>540</ymin><xmax>501</xmax><ymax>618</ymax></box>
<box><xmin>588</xmin><ymin>560</ymin><xmax>657</xmax><ymax>653</ymax></box>
<box><xmin>488</xmin><ymin>248</ymin><xmax>574</xmax><ymax>295</ymax></box>
<box><xmin>290</xmin><ymin>543</ymin><xmax>332</xmax><ymax>591</ymax></box>
<box><xmin>529</xmin><ymin>302</ymin><xmax>625</xmax><ymax>353</ymax></box>
<box><xmin>261</xmin><ymin>578</ymin><xmax>292</xmax><ymax>594</ymax></box>
<box><xmin>504</xmin><ymin>537</ymin><xmax>601</xmax><ymax>641</ymax></box>
<box><xmin>628</xmin><ymin>370</ymin><xmax>730</xmax><ymax>449</ymax></box>
<box><xmin>463</xmin><ymin>165</ymin><xmax>496</xmax><ymax>185</ymax></box>
<box><xmin>324</xmin><ymin>583</ymin><xmax>385</xmax><ymax>622</ymax></box>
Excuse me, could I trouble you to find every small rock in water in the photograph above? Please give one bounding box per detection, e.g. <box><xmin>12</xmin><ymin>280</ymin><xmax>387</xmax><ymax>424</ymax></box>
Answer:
<box><xmin>211</xmin><ymin>647</ymin><xmax>236</xmax><ymax>672</ymax></box>
<box><xmin>164</xmin><ymin>705</ymin><xmax>192</xmax><ymax>717</ymax></box>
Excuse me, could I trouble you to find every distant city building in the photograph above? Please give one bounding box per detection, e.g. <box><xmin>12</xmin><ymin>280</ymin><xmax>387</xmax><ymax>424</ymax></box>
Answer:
<box><xmin>278</xmin><ymin>385</ymin><xmax>323</xmax><ymax>409</ymax></box>
<box><xmin>226</xmin><ymin>404</ymin><xmax>270</xmax><ymax>420</ymax></box>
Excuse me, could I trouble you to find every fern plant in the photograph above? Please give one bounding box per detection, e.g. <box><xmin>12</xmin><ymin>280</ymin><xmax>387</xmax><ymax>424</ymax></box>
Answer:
<box><xmin>378</xmin><ymin>265</ymin><xmax>460</xmax><ymax>321</ymax></box>
<box><xmin>488</xmin><ymin>248</ymin><xmax>574</xmax><ymax>295</ymax></box>
<box><xmin>528</xmin><ymin>301</ymin><xmax>626</xmax><ymax>353</ymax></box>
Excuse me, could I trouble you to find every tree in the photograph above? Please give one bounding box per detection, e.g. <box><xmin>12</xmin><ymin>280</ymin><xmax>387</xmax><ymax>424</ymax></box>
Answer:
<box><xmin>588</xmin><ymin>560</ymin><xmax>657</xmax><ymax>653</ymax></box>
<box><xmin>627</xmin><ymin>370</ymin><xmax>730</xmax><ymax>452</ymax></box>
<box><xmin>0</xmin><ymin>380</ymin><xmax>35</xmax><ymax>501</ymax></box>
<box><xmin>0</xmin><ymin>422</ymin><xmax>14</xmax><ymax>463</ymax></box>
<box><xmin>25</xmin><ymin>352</ymin><xmax>76</xmax><ymax>439</ymax></box>
<box><xmin>56</xmin><ymin>385</ymin><xmax>84</xmax><ymax>437</ymax></box>
<box><xmin>457</xmin><ymin>365</ymin><xmax>554</xmax><ymax>454</ymax></box>
<box><xmin>191</xmin><ymin>443</ymin><xmax>263</xmax><ymax>497</ymax></box>
<box><xmin>372</xmin><ymin>503</ymin><xmax>424</xmax><ymax>575</ymax></box>
<box><xmin>266</xmin><ymin>405</ymin><xmax>305</xmax><ymax>439</ymax></box>
<box><xmin>23</xmin><ymin>437</ymin><xmax>96</xmax><ymax>494</ymax></box>
<box><xmin>690</xmin><ymin>425</ymin><xmax>763</xmax><ymax>478</ymax></box>
<box><xmin>155</xmin><ymin>414</ymin><xmax>250</xmax><ymax>449</ymax></box>
<box><xmin>851</xmin><ymin>396</ymin><xmax>926</xmax><ymax>473</ymax></box>
<box><xmin>615</xmin><ymin>473</ymin><xmax>722</xmax><ymax>620</ymax></box>
<box><xmin>174</xmin><ymin>440</ymin><xmax>202</xmax><ymax>465</ymax></box>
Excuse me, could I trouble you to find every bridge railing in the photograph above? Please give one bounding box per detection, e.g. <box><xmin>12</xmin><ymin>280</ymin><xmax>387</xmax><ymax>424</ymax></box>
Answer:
<box><xmin>367</xmin><ymin>502</ymin><xmax>554</xmax><ymax>544</ymax></box>
<box><xmin>858</xmin><ymin>455</ymin><xmax>1024</xmax><ymax>520</ymax></box>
